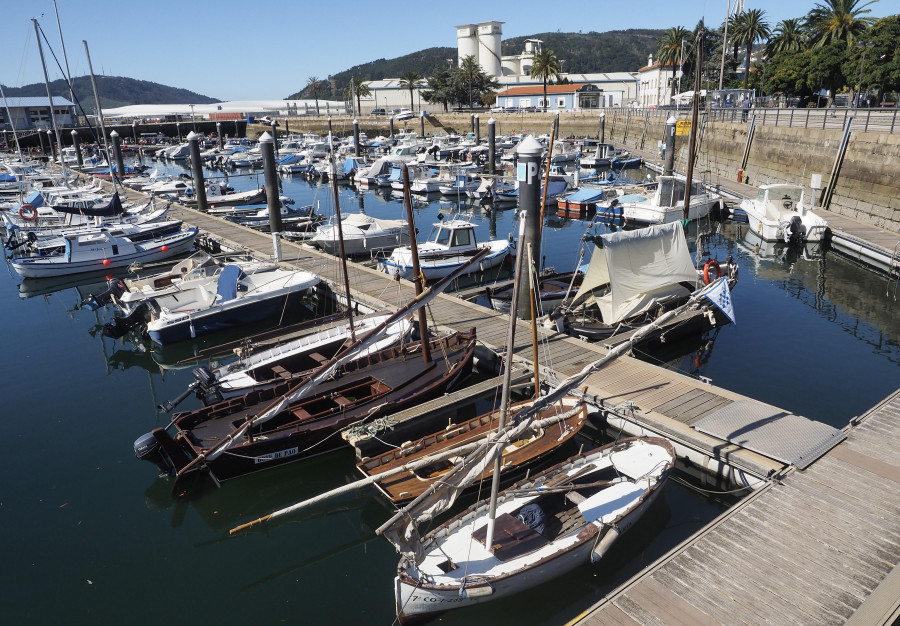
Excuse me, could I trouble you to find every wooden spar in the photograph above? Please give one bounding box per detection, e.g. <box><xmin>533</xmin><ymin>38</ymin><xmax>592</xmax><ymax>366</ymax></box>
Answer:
<box><xmin>538</xmin><ymin>115</ymin><xmax>558</xmax><ymax>231</ymax></box>
<box><xmin>228</xmin><ymin>408</ymin><xmax>583</xmax><ymax>534</ymax></box>
<box><xmin>485</xmin><ymin>213</ymin><xmax>528</xmax><ymax>550</ymax></box>
<box><xmin>683</xmin><ymin>30</ymin><xmax>703</xmax><ymax>221</ymax></box>
<box><xmin>175</xmin><ymin>247</ymin><xmax>491</xmax><ymax>476</ymax></box>
<box><xmin>329</xmin><ymin>143</ymin><xmax>356</xmax><ymax>343</ymax></box>
<box><xmin>401</xmin><ymin>162</ymin><xmax>430</xmax><ymax>364</ymax></box>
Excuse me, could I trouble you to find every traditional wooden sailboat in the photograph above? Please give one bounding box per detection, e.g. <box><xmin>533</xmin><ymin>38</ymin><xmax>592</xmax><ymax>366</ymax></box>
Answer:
<box><xmin>132</xmin><ymin>248</ymin><xmax>489</xmax><ymax>483</ymax></box>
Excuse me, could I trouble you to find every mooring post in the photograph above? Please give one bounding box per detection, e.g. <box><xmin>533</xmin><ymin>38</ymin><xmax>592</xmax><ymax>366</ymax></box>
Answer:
<box><xmin>599</xmin><ymin>111</ymin><xmax>605</xmax><ymax>143</ymax></box>
<box><xmin>389</xmin><ymin>116</ymin><xmax>394</xmax><ymax>138</ymax></box>
<box><xmin>488</xmin><ymin>117</ymin><xmax>496</xmax><ymax>174</ymax></box>
<box><xmin>258</xmin><ymin>131</ymin><xmax>282</xmax><ymax>260</ymax></box>
<box><xmin>470</xmin><ymin>113</ymin><xmax>475</xmax><ymax>134</ymax></box>
<box><xmin>176</xmin><ymin>122</ymin><xmax>182</xmax><ymax>143</ymax></box>
<box><xmin>420</xmin><ymin>110</ymin><xmax>426</xmax><ymax>136</ymax></box>
<box><xmin>216</xmin><ymin>122</ymin><xmax>224</xmax><ymax>150</ymax></box>
<box><xmin>514</xmin><ymin>136</ymin><xmax>543</xmax><ymax>319</ymax></box>
<box><xmin>187</xmin><ymin>131</ymin><xmax>208</xmax><ymax>213</ymax></box>
<box><xmin>110</xmin><ymin>130</ymin><xmax>125</xmax><ymax>184</ymax></box>
<box><xmin>353</xmin><ymin>118</ymin><xmax>360</xmax><ymax>157</ymax></box>
<box><xmin>270</xmin><ymin>120</ymin><xmax>278</xmax><ymax>155</ymax></box>
<box><xmin>475</xmin><ymin>114</ymin><xmax>480</xmax><ymax>143</ymax></box>
<box><xmin>663</xmin><ymin>115</ymin><xmax>676</xmax><ymax>176</ymax></box>
<box><xmin>328</xmin><ymin>117</ymin><xmax>333</xmax><ymax>137</ymax></box>
<box><xmin>71</xmin><ymin>130</ymin><xmax>83</xmax><ymax>168</ymax></box>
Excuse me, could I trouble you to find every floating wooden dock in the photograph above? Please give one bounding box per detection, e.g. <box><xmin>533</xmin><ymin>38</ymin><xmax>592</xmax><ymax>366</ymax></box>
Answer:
<box><xmin>570</xmin><ymin>387</ymin><xmax>900</xmax><ymax>626</ymax></box>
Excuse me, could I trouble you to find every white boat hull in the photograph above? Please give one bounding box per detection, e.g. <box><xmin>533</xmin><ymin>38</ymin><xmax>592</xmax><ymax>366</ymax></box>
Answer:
<box><xmin>379</xmin><ymin>241</ymin><xmax>509</xmax><ymax>281</ymax></box>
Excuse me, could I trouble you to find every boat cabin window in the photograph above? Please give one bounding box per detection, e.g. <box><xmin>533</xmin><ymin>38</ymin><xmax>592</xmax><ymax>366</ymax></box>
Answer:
<box><xmin>768</xmin><ymin>186</ymin><xmax>802</xmax><ymax>204</ymax></box>
<box><xmin>451</xmin><ymin>228</ymin><xmax>472</xmax><ymax>247</ymax></box>
<box><xmin>430</xmin><ymin>226</ymin><xmax>451</xmax><ymax>246</ymax></box>
<box><xmin>658</xmin><ymin>178</ymin><xmax>686</xmax><ymax>204</ymax></box>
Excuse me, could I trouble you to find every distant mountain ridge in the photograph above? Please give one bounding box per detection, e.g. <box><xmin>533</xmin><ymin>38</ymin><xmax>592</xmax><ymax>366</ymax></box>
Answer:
<box><xmin>1</xmin><ymin>76</ymin><xmax>219</xmax><ymax>110</ymax></box>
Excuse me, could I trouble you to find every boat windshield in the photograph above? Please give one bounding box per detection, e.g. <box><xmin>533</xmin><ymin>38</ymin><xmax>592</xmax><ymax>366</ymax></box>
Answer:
<box><xmin>765</xmin><ymin>186</ymin><xmax>803</xmax><ymax>204</ymax></box>
<box><xmin>429</xmin><ymin>226</ymin><xmax>451</xmax><ymax>246</ymax></box>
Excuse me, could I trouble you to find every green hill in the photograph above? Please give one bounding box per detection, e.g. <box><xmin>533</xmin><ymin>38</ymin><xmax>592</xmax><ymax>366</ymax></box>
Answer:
<box><xmin>288</xmin><ymin>29</ymin><xmax>664</xmax><ymax>100</ymax></box>
<box><xmin>1</xmin><ymin>76</ymin><xmax>219</xmax><ymax>110</ymax></box>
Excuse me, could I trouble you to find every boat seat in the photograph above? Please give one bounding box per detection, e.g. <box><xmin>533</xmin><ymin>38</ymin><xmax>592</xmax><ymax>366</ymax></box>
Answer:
<box><xmin>270</xmin><ymin>365</ymin><xmax>292</xmax><ymax>379</ymax></box>
<box><xmin>309</xmin><ymin>352</ymin><xmax>328</xmax><ymax>364</ymax></box>
<box><xmin>216</xmin><ymin>265</ymin><xmax>242</xmax><ymax>302</ymax></box>
<box><xmin>566</xmin><ymin>491</ymin><xmax>587</xmax><ymax>505</ymax></box>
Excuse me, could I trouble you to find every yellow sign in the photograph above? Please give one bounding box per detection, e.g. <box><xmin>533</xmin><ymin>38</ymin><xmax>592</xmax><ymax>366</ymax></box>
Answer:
<box><xmin>675</xmin><ymin>120</ymin><xmax>692</xmax><ymax>136</ymax></box>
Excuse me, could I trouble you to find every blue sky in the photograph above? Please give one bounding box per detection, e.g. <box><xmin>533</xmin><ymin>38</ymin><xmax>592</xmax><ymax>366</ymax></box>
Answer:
<box><xmin>2</xmin><ymin>0</ymin><xmax>894</xmax><ymax>102</ymax></box>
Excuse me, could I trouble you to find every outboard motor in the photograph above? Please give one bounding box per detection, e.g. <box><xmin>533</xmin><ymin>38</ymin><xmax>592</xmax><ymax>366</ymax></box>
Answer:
<box><xmin>102</xmin><ymin>300</ymin><xmax>156</xmax><ymax>339</ymax></box>
<box><xmin>785</xmin><ymin>215</ymin><xmax>805</xmax><ymax>244</ymax></box>
<box><xmin>83</xmin><ymin>277</ymin><xmax>129</xmax><ymax>310</ymax></box>
<box><xmin>193</xmin><ymin>366</ymin><xmax>224</xmax><ymax>406</ymax></box>
<box><xmin>134</xmin><ymin>431</ymin><xmax>174</xmax><ymax>475</ymax></box>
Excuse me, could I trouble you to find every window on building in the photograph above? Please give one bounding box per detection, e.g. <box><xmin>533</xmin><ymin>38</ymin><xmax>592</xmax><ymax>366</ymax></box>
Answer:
<box><xmin>557</xmin><ymin>98</ymin><xmax>566</xmax><ymax>108</ymax></box>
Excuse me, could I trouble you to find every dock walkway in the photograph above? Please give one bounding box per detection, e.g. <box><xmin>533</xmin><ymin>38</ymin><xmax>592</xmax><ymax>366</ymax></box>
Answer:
<box><xmin>571</xmin><ymin>387</ymin><xmax>900</xmax><ymax>626</ymax></box>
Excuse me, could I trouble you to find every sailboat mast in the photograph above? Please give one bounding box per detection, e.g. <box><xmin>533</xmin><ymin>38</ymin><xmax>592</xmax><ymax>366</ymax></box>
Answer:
<box><xmin>401</xmin><ymin>162</ymin><xmax>430</xmax><ymax>363</ymax></box>
<box><xmin>484</xmin><ymin>212</ymin><xmax>528</xmax><ymax>550</ymax></box>
<box><xmin>329</xmin><ymin>144</ymin><xmax>356</xmax><ymax>343</ymax></box>
<box><xmin>83</xmin><ymin>39</ymin><xmax>116</xmax><ymax>192</ymax></box>
<box><xmin>32</xmin><ymin>19</ymin><xmax>65</xmax><ymax>161</ymax></box>
<box><xmin>52</xmin><ymin>0</ymin><xmax>76</xmax><ymax>106</ymax></box>
<box><xmin>683</xmin><ymin>29</ymin><xmax>704</xmax><ymax>221</ymax></box>
<box><xmin>0</xmin><ymin>82</ymin><xmax>25</xmax><ymax>162</ymax></box>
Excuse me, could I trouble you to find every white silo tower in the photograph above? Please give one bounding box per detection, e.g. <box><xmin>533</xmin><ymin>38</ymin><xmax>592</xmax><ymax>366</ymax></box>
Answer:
<box><xmin>477</xmin><ymin>21</ymin><xmax>504</xmax><ymax>78</ymax></box>
<box><xmin>456</xmin><ymin>24</ymin><xmax>478</xmax><ymax>66</ymax></box>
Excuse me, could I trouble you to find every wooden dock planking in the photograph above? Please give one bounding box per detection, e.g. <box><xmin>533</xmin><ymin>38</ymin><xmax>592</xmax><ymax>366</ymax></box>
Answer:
<box><xmin>575</xmin><ymin>389</ymin><xmax>900</xmax><ymax>626</ymax></box>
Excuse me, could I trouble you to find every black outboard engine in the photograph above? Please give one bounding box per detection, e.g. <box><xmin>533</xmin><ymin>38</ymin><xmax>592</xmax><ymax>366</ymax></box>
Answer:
<box><xmin>134</xmin><ymin>432</ymin><xmax>174</xmax><ymax>475</ymax></box>
<box><xmin>102</xmin><ymin>300</ymin><xmax>156</xmax><ymax>339</ymax></box>
<box><xmin>192</xmin><ymin>366</ymin><xmax>223</xmax><ymax>406</ymax></box>
<box><xmin>785</xmin><ymin>215</ymin><xmax>805</xmax><ymax>244</ymax></box>
<box><xmin>83</xmin><ymin>277</ymin><xmax>129</xmax><ymax>310</ymax></box>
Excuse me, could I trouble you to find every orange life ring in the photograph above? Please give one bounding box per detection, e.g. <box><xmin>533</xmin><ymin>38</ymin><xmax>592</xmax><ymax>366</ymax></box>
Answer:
<box><xmin>19</xmin><ymin>204</ymin><xmax>37</xmax><ymax>221</ymax></box>
<box><xmin>703</xmin><ymin>259</ymin><xmax>721</xmax><ymax>285</ymax></box>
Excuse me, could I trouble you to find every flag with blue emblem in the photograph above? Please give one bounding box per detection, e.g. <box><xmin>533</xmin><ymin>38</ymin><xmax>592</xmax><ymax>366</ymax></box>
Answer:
<box><xmin>703</xmin><ymin>277</ymin><xmax>735</xmax><ymax>324</ymax></box>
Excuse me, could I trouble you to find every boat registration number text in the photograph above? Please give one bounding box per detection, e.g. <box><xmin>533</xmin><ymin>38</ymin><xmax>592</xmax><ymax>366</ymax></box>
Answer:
<box><xmin>254</xmin><ymin>447</ymin><xmax>299</xmax><ymax>464</ymax></box>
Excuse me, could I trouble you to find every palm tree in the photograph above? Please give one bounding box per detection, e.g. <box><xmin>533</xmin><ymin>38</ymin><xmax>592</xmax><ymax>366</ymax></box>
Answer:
<box><xmin>731</xmin><ymin>9</ymin><xmax>772</xmax><ymax>89</ymax></box>
<box><xmin>344</xmin><ymin>77</ymin><xmax>371</xmax><ymax>117</ymax></box>
<box><xmin>767</xmin><ymin>19</ymin><xmax>807</xmax><ymax>56</ymax></box>
<box><xmin>399</xmin><ymin>71</ymin><xmax>423</xmax><ymax>111</ymax></box>
<box><xmin>806</xmin><ymin>0</ymin><xmax>876</xmax><ymax>48</ymax></box>
<box><xmin>458</xmin><ymin>55</ymin><xmax>481</xmax><ymax>109</ymax></box>
<box><xmin>306</xmin><ymin>76</ymin><xmax>322</xmax><ymax>116</ymax></box>
<box><xmin>529</xmin><ymin>48</ymin><xmax>562</xmax><ymax>112</ymax></box>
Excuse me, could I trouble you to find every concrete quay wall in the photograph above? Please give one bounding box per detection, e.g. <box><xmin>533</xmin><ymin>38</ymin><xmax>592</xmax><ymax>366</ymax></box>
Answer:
<box><xmin>249</xmin><ymin>112</ymin><xmax>900</xmax><ymax>235</ymax></box>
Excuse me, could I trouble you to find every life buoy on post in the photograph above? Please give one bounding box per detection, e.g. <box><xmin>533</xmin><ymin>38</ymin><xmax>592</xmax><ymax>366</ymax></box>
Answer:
<box><xmin>19</xmin><ymin>204</ymin><xmax>37</xmax><ymax>222</ymax></box>
<box><xmin>703</xmin><ymin>259</ymin><xmax>722</xmax><ymax>285</ymax></box>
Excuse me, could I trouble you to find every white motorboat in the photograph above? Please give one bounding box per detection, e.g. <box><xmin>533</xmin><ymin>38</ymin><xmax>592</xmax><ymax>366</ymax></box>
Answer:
<box><xmin>614</xmin><ymin>174</ymin><xmax>723</xmax><ymax>225</ymax></box>
<box><xmin>9</xmin><ymin>227</ymin><xmax>198</xmax><ymax>279</ymax></box>
<box><xmin>308</xmin><ymin>213</ymin><xmax>409</xmax><ymax>256</ymax></box>
<box><xmin>738</xmin><ymin>183</ymin><xmax>830</xmax><ymax>244</ymax></box>
<box><xmin>378</xmin><ymin>218</ymin><xmax>510</xmax><ymax>281</ymax></box>
<box><xmin>125</xmin><ymin>265</ymin><xmax>321</xmax><ymax>345</ymax></box>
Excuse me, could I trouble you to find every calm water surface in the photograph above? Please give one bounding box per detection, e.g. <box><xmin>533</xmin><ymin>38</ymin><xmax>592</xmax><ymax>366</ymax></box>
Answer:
<box><xmin>2</xmin><ymin>157</ymin><xmax>898</xmax><ymax>625</ymax></box>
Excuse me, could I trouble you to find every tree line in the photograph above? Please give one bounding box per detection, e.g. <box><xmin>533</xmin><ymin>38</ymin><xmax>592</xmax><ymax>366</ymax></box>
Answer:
<box><xmin>656</xmin><ymin>0</ymin><xmax>898</xmax><ymax>107</ymax></box>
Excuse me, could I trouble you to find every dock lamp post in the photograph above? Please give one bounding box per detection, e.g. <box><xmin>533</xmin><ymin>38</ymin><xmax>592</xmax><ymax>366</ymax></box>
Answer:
<box><xmin>676</xmin><ymin>36</ymin><xmax>686</xmax><ymax>112</ymax></box>
<box><xmin>189</xmin><ymin>104</ymin><xmax>196</xmax><ymax>132</ymax></box>
<box><xmin>856</xmin><ymin>42</ymin><xmax>874</xmax><ymax>108</ymax></box>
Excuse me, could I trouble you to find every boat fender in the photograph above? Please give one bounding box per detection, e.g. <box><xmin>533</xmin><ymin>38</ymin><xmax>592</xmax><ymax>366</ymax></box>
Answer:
<box><xmin>703</xmin><ymin>259</ymin><xmax>721</xmax><ymax>285</ymax></box>
<box><xmin>19</xmin><ymin>203</ymin><xmax>37</xmax><ymax>221</ymax></box>
<box><xmin>590</xmin><ymin>524</ymin><xmax>620</xmax><ymax>563</ymax></box>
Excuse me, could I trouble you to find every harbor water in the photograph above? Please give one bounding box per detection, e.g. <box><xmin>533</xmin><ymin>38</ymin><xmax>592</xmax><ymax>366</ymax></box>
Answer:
<box><xmin>2</xmin><ymin>157</ymin><xmax>899</xmax><ymax>625</ymax></box>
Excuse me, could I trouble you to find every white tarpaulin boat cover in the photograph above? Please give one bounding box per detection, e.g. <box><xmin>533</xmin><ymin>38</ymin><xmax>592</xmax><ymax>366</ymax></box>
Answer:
<box><xmin>571</xmin><ymin>222</ymin><xmax>696</xmax><ymax>324</ymax></box>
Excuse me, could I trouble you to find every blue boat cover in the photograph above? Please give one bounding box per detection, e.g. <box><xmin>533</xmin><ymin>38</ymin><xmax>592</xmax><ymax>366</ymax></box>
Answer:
<box><xmin>564</xmin><ymin>188</ymin><xmax>606</xmax><ymax>203</ymax></box>
<box><xmin>22</xmin><ymin>189</ymin><xmax>45</xmax><ymax>208</ymax></box>
<box><xmin>343</xmin><ymin>158</ymin><xmax>360</xmax><ymax>173</ymax></box>
<box><xmin>216</xmin><ymin>265</ymin><xmax>242</xmax><ymax>302</ymax></box>
<box><xmin>0</xmin><ymin>173</ymin><xmax>16</xmax><ymax>182</ymax></box>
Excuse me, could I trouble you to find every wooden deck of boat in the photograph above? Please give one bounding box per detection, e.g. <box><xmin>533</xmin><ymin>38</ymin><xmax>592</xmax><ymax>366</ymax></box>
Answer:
<box><xmin>572</xmin><ymin>387</ymin><xmax>900</xmax><ymax>626</ymax></box>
